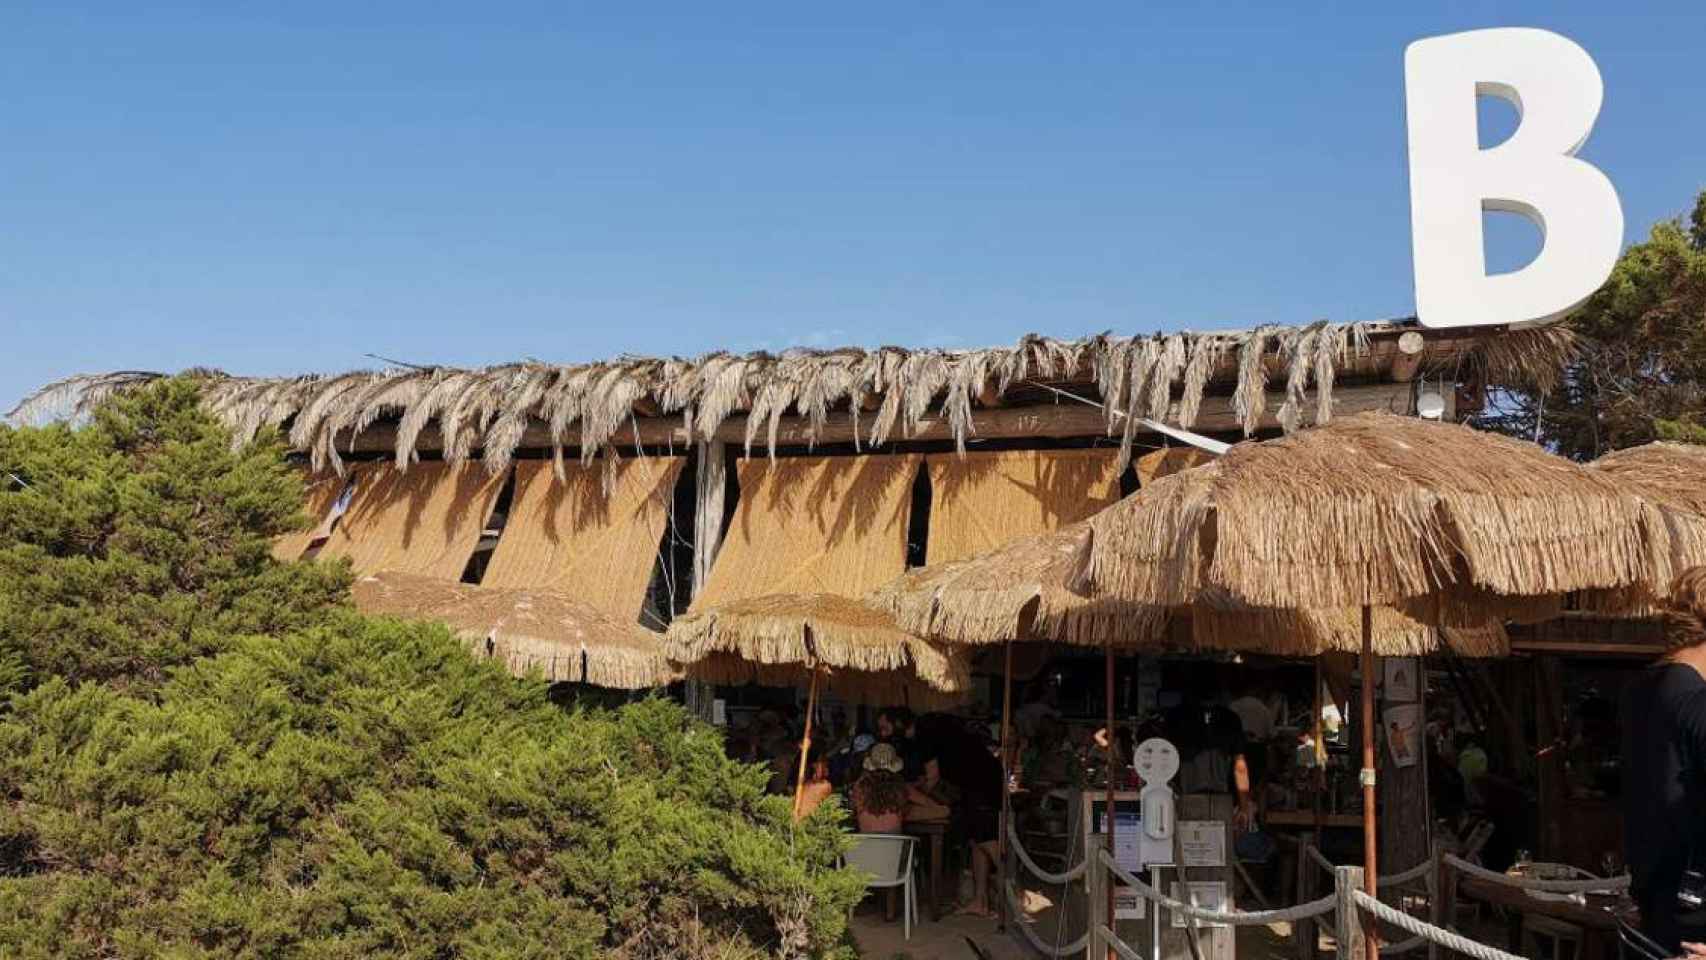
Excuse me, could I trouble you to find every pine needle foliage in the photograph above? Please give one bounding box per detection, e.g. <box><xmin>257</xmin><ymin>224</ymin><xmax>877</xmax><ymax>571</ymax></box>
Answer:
<box><xmin>0</xmin><ymin>378</ymin><xmax>350</xmax><ymax>689</ymax></box>
<box><xmin>0</xmin><ymin>380</ymin><xmax>864</xmax><ymax>959</ymax></box>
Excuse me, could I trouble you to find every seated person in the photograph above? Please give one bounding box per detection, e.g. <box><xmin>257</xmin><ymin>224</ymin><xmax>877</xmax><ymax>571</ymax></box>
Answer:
<box><xmin>850</xmin><ymin>744</ymin><xmax>913</xmax><ymax>833</ymax></box>
<box><xmin>794</xmin><ymin>743</ymin><xmax>836</xmax><ymax>820</ymax></box>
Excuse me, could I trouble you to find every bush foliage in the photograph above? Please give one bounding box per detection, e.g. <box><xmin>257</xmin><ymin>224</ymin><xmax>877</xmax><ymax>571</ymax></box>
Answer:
<box><xmin>0</xmin><ymin>380</ymin><xmax>862</xmax><ymax>959</ymax></box>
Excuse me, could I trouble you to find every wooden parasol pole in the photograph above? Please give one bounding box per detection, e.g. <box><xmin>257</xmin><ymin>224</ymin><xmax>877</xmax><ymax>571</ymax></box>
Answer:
<box><xmin>1104</xmin><ymin>636</ymin><xmax>1117</xmax><ymax>960</ymax></box>
<box><xmin>998</xmin><ymin>639</ymin><xmax>1014</xmax><ymax>932</ymax></box>
<box><xmin>1359</xmin><ymin>605</ymin><xmax>1379</xmax><ymax>960</ymax></box>
<box><xmin>793</xmin><ymin>664</ymin><xmax>820</xmax><ymax>819</ymax></box>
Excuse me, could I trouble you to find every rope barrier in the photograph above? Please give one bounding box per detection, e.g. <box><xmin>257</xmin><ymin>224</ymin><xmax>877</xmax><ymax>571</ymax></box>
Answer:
<box><xmin>1304</xmin><ymin>845</ymin><xmax>1431</xmax><ymax>888</ymax></box>
<box><xmin>1441</xmin><ymin>853</ymin><xmax>1630</xmax><ymax>893</ymax></box>
<box><xmin>1002</xmin><ymin>880</ymin><xmax>1089</xmax><ymax>958</ymax></box>
<box><xmin>1096</xmin><ymin>925</ymin><xmax>1145</xmax><ymax>960</ymax></box>
<box><xmin>1352</xmin><ymin>889</ymin><xmax>1526</xmax><ymax>960</ymax></box>
<box><xmin>1099</xmin><ymin>850</ymin><xmax>1338</xmax><ymax>926</ymax></box>
<box><xmin>1006</xmin><ymin>821</ymin><xmax>1087</xmax><ymax>885</ymax></box>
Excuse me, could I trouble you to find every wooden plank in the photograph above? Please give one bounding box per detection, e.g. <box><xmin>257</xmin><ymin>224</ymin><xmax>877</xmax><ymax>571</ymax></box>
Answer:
<box><xmin>1510</xmin><ymin>640</ymin><xmax>1666</xmax><ymax>657</ymax></box>
<box><xmin>333</xmin><ymin>381</ymin><xmax>1419</xmax><ymax>455</ymax></box>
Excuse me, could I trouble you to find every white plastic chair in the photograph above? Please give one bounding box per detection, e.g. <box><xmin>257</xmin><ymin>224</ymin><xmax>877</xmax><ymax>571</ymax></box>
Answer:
<box><xmin>844</xmin><ymin>834</ymin><xmax>919</xmax><ymax>941</ymax></box>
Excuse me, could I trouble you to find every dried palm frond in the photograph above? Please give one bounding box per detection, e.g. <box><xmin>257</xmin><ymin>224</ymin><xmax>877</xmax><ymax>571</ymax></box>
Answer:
<box><xmin>17</xmin><ymin>322</ymin><xmax>1578</xmax><ymax>490</ymax></box>
<box><xmin>7</xmin><ymin>370</ymin><xmax>167</xmax><ymax>425</ymax></box>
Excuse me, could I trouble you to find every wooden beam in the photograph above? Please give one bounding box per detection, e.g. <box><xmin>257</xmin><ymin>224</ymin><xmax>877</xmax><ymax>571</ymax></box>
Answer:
<box><xmin>1509</xmin><ymin>640</ymin><xmax>1666</xmax><ymax>657</ymax></box>
<box><xmin>334</xmin><ymin>381</ymin><xmax>1418</xmax><ymax>455</ymax></box>
<box><xmin>1389</xmin><ymin>331</ymin><xmax>1426</xmax><ymax>383</ymax></box>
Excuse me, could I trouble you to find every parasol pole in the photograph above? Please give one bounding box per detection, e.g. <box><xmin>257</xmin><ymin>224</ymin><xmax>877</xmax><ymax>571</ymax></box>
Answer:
<box><xmin>1359</xmin><ymin>605</ymin><xmax>1379</xmax><ymax>960</ymax></box>
<box><xmin>1104</xmin><ymin>636</ymin><xmax>1116</xmax><ymax>960</ymax></box>
<box><xmin>998</xmin><ymin>639</ymin><xmax>1014</xmax><ymax>932</ymax></box>
<box><xmin>793</xmin><ymin>663</ymin><xmax>820</xmax><ymax>819</ymax></box>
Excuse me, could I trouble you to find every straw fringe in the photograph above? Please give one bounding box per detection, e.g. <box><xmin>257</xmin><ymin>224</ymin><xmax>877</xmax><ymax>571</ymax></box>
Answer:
<box><xmin>1592</xmin><ymin>443</ymin><xmax>1706</xmax><ymax>599</ymax></box>
<box><xmin>664</xmin><ymin>593</ymin><xmax>969</xmax><ymax>693</ymax></box>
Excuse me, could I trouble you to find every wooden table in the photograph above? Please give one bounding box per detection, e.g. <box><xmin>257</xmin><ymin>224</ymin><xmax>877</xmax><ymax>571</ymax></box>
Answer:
<box><xmin>1456</xmin><ymin>875</ymin><xmax>1632</xmax><ymax>960</ymax></box>
<box><xmin>904</xmin><ymin>817</ymin><xmax>950</xmax><ymax>922</ymax></box>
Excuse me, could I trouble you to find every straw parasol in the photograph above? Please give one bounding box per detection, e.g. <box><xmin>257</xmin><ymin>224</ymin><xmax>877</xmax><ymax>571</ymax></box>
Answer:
<box><xmin>869</xmin><ymin>520</ymin><xmax>1511</xmax><ymax>657</ymax></box>
<box><xmin>1083</xmin><ymin>413</ymin><xmax>1672</xmax><ymax>612</ymax></box>
<box><xmin>665</xmin><ymin>592</ymin><xmax>971</xmax><ymax>815</ymax></box>
<box><xmin>350</xmin><ymin>571</ymin><xmax>681</xmax><ymax>689</ymax></box>
<box><xmin>1590</xmin><ymin>441</ymin><xmax>1706</xmax><ymax>608</ymax></box>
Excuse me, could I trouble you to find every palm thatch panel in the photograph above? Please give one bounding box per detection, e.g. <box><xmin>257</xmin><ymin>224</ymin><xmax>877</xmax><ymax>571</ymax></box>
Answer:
<box><xmin>350</xmin><ymin>571</ymin><xmax>680</xmax><ymax>689</ymax></box>
<box><xmin>317</xmin><ymin>461</ymin><xmax>508</xmax><ymax>580</ymax></box>
<box><xmin>273</xmin><ymin>472</ymin><xmax>351</xmax><ymax>562</ymax></box>
<box><xmin>9</xmin><ymin>323</ymin><xmax>1578</xmax><ymax>480</ymax></box>
<box><xmin>692</xmin><ymin>454</ymin><xmax>919</xmax><ymax>608</ymax></box>
<box><xmin>923</xmin><ymin>449</ymin><xmax>1120</xmax><ymax>566</ymax></box>
<box><xmin>1087</xmin><ymin>413</ymin><xmax>1673</xmax><ymax>611</ymax></box>
<box><xmin>479</xmin><ymin>457</ymin><xmax>684</xmax><ymax>623</ymax></box>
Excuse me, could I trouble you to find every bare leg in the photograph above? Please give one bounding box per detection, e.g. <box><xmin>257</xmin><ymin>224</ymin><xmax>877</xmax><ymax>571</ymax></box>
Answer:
<box><xmin>962</xmin><ymin>840</ymin><xmax>1001</xmax><ymax>917</ymax></box>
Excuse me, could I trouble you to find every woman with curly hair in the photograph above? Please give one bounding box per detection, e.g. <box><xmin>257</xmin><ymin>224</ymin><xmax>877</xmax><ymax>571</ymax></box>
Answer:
<box><xmin>850</xmin><ymin>744</ymin><xmax>912</xmax><ymax>833</ymax></box>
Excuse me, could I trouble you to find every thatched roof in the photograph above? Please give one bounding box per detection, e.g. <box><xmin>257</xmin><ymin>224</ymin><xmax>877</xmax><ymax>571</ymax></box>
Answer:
<box><xmin>351</xmin><ymin>571</ymin><xmax>680</xmax><ymax>689</ymax></box>
<box><xmin>1085</xmin><ymin>413</ymin><xmax>1674</xmax><ymax>611</ymax></box>
<box><xmin>10</xmin><ymin>322</ymin><xmax>1573</xmax><ymax>481</ymax></box>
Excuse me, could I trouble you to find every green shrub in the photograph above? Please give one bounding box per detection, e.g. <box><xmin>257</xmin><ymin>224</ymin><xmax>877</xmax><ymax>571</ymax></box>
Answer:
<box><xmin>0</xmin><ymin>378</ymin><xmax>350</xmax><ymax>689</ymax></box>
<box><xmin>0</xmin><ymin>379</ymin><xmax>864</xmax><ymax>958</ymax></box>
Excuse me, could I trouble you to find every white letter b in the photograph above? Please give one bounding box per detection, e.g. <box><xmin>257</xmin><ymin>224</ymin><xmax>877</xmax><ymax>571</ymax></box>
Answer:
<box><xmin>1405</xmin><ymin>28</ymin><xmax>1623</xmax><ymax>329</ymax></box>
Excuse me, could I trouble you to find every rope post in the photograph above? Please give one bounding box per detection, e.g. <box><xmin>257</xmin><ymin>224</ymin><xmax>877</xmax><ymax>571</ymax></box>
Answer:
<box><xmin>998</xmin><ymin>639</ymin><xmax>1013</xmax><ymax>933</ymax></box>
<box><xmin>1104</xmin><ymin>636</ymin><xmax>1116</xmax><ymax>960</ymax></box>
<box><xmin>1335</xmin><ymin>866</ymin><xmax>1367</xmax><ymax>960</ymax></box>
<box><xmin>1425</xmin><ymin>845</ymin><xmax>1440</xmax><ymax>960</ymax></box>
<box><xmin>1358</xmin><ymin>606</ymin><xmax>1379</xmax><ymax>960</ymax></box>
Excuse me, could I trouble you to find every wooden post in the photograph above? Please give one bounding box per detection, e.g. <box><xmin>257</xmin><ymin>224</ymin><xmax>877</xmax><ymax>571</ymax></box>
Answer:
<box><xmin>686</xmin><ymin>440</ymin><xmax>728</xmax><ymax>721</ymax></box>
<box><xmin>1534</xmin><ymin>655</ymin><xmax>1567</xmax><ymax>861</ymax></box>
<box><xmin>1104</xmin><ymin>637</ymin><xmax>1116</xmax><ymax>960</ymax></box>
<box><xmin>1380</xmin><ymin>658</ymin><xmax>1430</xmax><ymax>888</ymax></box>
<box><xmin>1358</xmin><ymin>607</ymin><xmax>1378</xmax><ymax>960</ymax></box>
<box><xmin>792</xmin><ymin>665</ymin><xmax>819</xmax><ymax>818</ymax></box>
<box><xmin>998</xmin><ymin>640</ymin><xmax>1014</xmax><ymax>932</ymax></box>
<box><xmin>1335</xmin><ymin>866</ymin><xmax>1368</xmax><ymax>960</ymax></box>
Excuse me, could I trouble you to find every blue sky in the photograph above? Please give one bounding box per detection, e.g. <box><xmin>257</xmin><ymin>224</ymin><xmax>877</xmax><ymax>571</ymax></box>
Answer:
<box><xmin>2</xmin><ymin>3</ymin><xmax>1703</xmax><ymax>404</ymax></box>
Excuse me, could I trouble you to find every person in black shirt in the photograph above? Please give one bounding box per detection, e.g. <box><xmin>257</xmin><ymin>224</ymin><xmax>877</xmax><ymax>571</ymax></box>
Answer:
<box><xmin>1624</xmin><ymin>567</ymin><xmax>1706</xmax><ymax>956</ymax></box>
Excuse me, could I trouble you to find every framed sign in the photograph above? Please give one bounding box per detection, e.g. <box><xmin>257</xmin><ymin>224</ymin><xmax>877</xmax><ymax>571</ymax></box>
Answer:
<box><xmin>1169</xmin><ymin>881</ymin><xmax>1227</xmax><ymax>928</ymax></box>
<box><xmin>1383</xmin><ymin>658</ymin><xmax>1419</xmax><ymax>704</ymax></box>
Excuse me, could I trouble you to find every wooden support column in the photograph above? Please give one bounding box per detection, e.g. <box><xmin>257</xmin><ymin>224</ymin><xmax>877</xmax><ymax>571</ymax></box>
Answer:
<box><xmin>686</xmin><ymin>440</ymin><xmax>729</xmax><ymax>722</ymax></box>
<box><xmin>1380</xmin><ymin>658</ymin><xmax>1430</xmax><ymax>880</ymax></box>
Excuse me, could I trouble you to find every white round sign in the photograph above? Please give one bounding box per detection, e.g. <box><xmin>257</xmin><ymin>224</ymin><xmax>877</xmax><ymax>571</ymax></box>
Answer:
<box><xmin>1133</xmin><ymin>737</ymin><xmax>1180</xmax><ymax>785</ymax></box>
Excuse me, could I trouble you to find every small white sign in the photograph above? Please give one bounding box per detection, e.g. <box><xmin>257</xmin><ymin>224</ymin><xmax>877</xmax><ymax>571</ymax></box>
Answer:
<box><xmin>1178</xmin><ymin>821</ymin><xmax>1226</xmax><ymax>868</ymax></box>
<box><xmin>1383</xmin><ymin>658</ymin><xmax>1419</xmax><ymax>704</ymax></box>
<box><xmin>1170</xmin><ymin>881</ymin><xmax>1228</xmax><ymax>928</ymax></box>
<box><xmin>711</xmin><ymin>699</ymin><xmax>727</xmax><ymax>727</ymax></box>
<box><xmin>1113</xmin><ymin>886</ymin><xmax>1145</xmax><ymax>920</ymax></box>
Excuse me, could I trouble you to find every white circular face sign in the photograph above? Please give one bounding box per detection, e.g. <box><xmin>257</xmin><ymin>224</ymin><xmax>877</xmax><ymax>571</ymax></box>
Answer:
<box><xmin>1133</xmin><ymin>737</ymin><xmax>1180</xmax><ymax>785</ymax></box>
